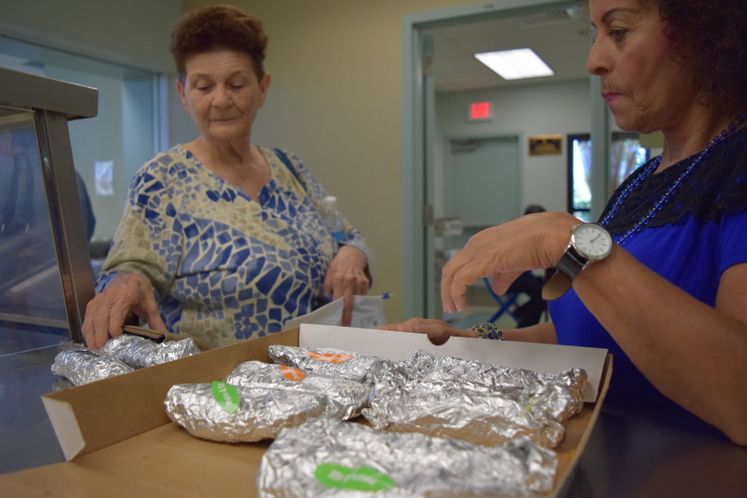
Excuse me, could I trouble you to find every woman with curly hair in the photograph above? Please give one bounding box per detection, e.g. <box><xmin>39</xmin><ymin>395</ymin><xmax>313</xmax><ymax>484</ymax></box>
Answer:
<box><xmin>385</xmin><ymin>0</ymin><xmax>747</xmax><ymax>445</ymax></box>
<box><xmin>82</xmin><ymin>6</ymin><xmax>371</xmax><ymax>350</ymax></box>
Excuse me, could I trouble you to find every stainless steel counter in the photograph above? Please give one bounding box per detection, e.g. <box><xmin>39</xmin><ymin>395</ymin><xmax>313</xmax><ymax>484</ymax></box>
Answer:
<box><xmin>562</xmin><ymin>404</ymin><xmax>747</xmax><ymax>498</ymax></box>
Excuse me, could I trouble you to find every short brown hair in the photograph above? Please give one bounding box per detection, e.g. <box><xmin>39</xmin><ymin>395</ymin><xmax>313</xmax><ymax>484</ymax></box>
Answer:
<box><xmin>170</xmin><ymin>5</ymin><xmax>268</xmax><ymax>80</ymax></box>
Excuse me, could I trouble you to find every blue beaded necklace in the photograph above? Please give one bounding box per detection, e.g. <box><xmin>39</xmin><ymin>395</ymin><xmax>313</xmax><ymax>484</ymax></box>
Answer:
<box><xmin>600</xmin><ymin>114</ymin><xmax>747</xmax><ymax>244</ymax></box>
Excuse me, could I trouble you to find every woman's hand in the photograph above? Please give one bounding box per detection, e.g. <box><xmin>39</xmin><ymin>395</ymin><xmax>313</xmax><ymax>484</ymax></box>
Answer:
<box><xmin>380</xmin><ymin>318</ymin><xmax>476</xmax><ymax>345</ymax></box>
<box><xmin>82</xmin><ymin>273</ymin><xmax>167</xmax><ymax>350</ymax></box>
<box><xmin>441</xmin><ymin>212</ymin><xmax>578</xmax><ymax>313</ymax></box>
<box><xmin>323</xmin><ymin>245</ymin><xmax>370</xmax><ymax>326</ymax></box>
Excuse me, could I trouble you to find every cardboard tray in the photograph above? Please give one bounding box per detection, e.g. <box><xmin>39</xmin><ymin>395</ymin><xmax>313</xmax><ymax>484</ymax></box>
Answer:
<box><xmin>0</xmin><ymin>325</ymin><xmax>612</xmax><ymax>498</ymax></box>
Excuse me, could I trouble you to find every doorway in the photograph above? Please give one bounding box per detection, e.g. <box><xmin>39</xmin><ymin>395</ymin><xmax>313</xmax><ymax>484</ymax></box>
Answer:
<box><xmin>403</xmin><ymin>0</ymin><xmax>607</xmax><ymax>320</ymax></box>
<box><xmin>432</xmin><ymin>135</ymin><xmax>521</xmax><ymax>320</ymax></box>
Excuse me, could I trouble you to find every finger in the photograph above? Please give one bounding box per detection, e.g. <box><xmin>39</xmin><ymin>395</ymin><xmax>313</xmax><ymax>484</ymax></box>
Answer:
<box><xmin>341</xmin><ymin>287</ymin><xmax>354</xmax><ymax>326</ymax></box>
<box><xmin>440</xmin><ymin>259</ymin><xmax>459</xmax><ymax>314</ymax></box>
<box><xmin>354</xmin><ymin>274</ymin><xmax>369</xmax><ymax>295</ymax></box>
<box><xmin>378</xmin><ymin>323</ymin><xmax>401</xmax><ymax>331</ymax></box>
<box><xmin>139</xmin><ymin>292</ymin><xmax>167</xmax><ymax>332</ymax></box>
<box><xmin>323</xmin><ymin>272</ymin><xmax>334</xmax><ymax>297</ymax></box>
<box><xmin>108</xmin><ymin>300</ymin><xmax>131</xmax><ymax>342</ymax></box>
<box><xmin>449</xmin><ymin>263</ymin><xmax>481</xmax><ymax>313</ymax></box>
<box><xmin>90</xmin><ymin>299</ymin><xmax>114</xmax><ymax>351</ymax></box>
<box><xmin>82</xmin><ymin>302</ymin><xmax>97</xmax><ymax>348</ymax></box>
<box><xmin>428</xmin><ymin>330</ymin><xmax>450</xmax><ymax>346</ymax></box>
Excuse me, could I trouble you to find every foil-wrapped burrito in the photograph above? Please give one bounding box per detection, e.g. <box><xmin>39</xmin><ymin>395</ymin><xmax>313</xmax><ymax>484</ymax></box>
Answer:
<box><xmin>363</xmin><ymin>350</ymin><xmax>586</xmax><ymax>448</ymax></box>
<box><xmin>100</xmin><ymin>334</ymin><xmax>200</xmax><ymax>368</ymax></box>
<box><xmin>258</xmin><ymin>418</ymin><xmax>558</xmax><ymax>498</ymax></box>
<box><xmin>164</xmin><ymin>381</ymin><xmax>327</xmax><ymax>442</ymax></box>
<box><xmin>225</xmin><ymin>361</ymin><xmax>369</xmax><ymax>419</ymax></box>
<box><xmin>268</xmin><ymin>345</ymin><xmax>379</xmax><ymax>382</ymax></box>
<box><xmin>51</xmin><ymin>348</ymin><xmax>134</xmax><ymax>386</ymax></box>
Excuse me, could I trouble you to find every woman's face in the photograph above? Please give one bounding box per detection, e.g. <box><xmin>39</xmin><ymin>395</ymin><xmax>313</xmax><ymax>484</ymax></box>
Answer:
<box><xmin>586</xmin><ymin>0</ymin><xmax>699</xmax><ymax>133</ymax></box>
<box><xmin>177</xmin><ymin>49</ymin><xmax>270</xmax><ymax>143</ymax></box>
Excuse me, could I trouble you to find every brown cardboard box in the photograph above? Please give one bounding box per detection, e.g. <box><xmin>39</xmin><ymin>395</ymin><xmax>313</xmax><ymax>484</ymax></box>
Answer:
<box><xmin>0</xmin><ymin>326</ymin><xmax>611</xmax><ymax>498</ymax></box>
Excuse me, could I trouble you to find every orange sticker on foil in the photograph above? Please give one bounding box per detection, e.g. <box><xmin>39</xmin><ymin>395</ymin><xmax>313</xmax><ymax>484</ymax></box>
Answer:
<box><xmin>307</xmin><ymin>351</ymin><xmax>353</xmax><ymax>364</ymax></box>
<box><xmin>280</xmin><ymin>365</ymin><xmax>305</xmax><ymax>382</ymax></box>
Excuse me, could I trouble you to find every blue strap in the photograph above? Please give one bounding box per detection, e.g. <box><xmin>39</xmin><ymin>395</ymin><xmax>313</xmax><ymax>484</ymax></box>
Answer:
<box><xmin>274</xmin><ymin>148</ymin><xmax>306</xmax><ymax>192</ymax></box>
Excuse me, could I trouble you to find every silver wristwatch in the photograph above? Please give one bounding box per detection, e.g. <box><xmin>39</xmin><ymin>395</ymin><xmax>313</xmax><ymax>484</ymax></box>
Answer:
<box><xmin>542</xmin><ymin>223</ymin><xmax>613</xmax><ymax>300</ymax></box>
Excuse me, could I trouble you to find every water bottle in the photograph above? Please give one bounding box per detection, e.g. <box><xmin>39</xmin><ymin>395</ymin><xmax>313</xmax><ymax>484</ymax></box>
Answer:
<box><xmin>321</xmin><ymin>195</ymin><xmax>346</xmax><ymax>242</ymax></box>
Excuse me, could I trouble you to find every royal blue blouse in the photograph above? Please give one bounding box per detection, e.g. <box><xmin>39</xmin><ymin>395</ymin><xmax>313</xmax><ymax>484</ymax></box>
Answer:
<box><xmin>550</xmin><ymin>125</ymin><xmax>747</xmax><ymax>410</ymax></box>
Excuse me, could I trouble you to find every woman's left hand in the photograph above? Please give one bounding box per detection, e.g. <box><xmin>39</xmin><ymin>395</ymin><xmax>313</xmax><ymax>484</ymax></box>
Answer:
<box><xmin>324</xmin><ymin>245</ymin><xmax>370</xmax><ymax>326</ymax></box>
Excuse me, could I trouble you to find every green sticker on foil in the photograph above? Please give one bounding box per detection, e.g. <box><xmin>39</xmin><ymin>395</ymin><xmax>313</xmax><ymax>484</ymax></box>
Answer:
<box><xmin>315</xmin><ymin>463</ymin><xmax>394</xmax><ymax>491</ymax></box>
<box><xmin>210</xmin><ymin>381</ymin><xmax>240</xmax><ymax>414</ymax></box>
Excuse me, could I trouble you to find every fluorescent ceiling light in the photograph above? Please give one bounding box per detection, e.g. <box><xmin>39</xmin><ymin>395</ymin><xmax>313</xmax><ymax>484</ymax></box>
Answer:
<box><xmin>474</xmin><ymin>48</ymin><xmax>554</xmax><ymax>80</ymax></box>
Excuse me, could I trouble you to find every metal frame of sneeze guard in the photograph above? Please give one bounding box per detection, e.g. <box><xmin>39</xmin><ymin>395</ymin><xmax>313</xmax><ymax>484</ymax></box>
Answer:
<box><xmin>0</xmin><ymin>67</ymin><xmax>98</xmax><ymax>342</ymax></box>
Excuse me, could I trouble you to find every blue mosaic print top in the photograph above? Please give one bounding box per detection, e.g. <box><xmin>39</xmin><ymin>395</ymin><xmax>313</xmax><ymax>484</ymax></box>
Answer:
<box><xmin>97</xmin><ymin>146</ymin><xmax>370</xmax><ymax>349</ymax></box>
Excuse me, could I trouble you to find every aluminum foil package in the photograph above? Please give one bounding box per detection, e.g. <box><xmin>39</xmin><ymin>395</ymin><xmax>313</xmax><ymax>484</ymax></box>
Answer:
<box><xmin>225</xmin><ymin>361</ymin><xmax>370</xmax><ymax>419</ymax></box>
<box><xmin>362</xmin><ymin>350</ymin><xmax>587</xmax><ymax>448</ymax></box>
<box><xmin>100</xmin><ymin>334</ymin><xmax>200</xmax><ymax>368</ymax></box>
<box><xmin>268</xmin><ymin>345</ymin><xmax>380</xmax><ymax>382</ymax></box>
<box><xmin>164</xmin><ymin>382</ymin><xmax>327</xmax><ymax>442</ymax></box>
<box><xmin>258</xmin><ymin>418</ymin><xmax>557</xmax><ymax>498</ymax></box>
<box><xmin>51</xmin><ymin>348</ymin><xmax>134</xmax><ymax>386</ymax></box>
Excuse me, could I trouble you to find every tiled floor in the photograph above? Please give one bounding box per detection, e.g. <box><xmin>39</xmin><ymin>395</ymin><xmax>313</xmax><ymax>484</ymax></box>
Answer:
<box><xmin>0</xmin><ymin>326</ymin><xmax>68</xmax><ymax>474</ymax></box>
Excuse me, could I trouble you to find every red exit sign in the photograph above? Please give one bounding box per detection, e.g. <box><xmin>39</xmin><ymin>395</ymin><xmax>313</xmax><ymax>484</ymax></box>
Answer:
<box><xmin>468</xmin><ymin>101</ymin><xmax>493</xmax><ymax>121</ymax></box>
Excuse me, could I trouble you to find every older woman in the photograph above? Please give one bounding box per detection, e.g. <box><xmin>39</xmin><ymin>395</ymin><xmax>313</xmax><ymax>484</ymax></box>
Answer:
<box><xmin>386</xmin><ymin>0</ymin><xmax>747</xmax><ymax>445</ymax></box>
<box><xmin>83</xmin><ymin>6</ymin><xmax>370</xmax><ymax>350</ymax></box>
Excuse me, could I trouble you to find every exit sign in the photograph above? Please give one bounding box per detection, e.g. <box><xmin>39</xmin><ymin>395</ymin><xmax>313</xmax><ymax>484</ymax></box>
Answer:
<box><xmin>468</xmin><ymin>101</ymin><xmax>493</xmax><ymax>122</ymax></box>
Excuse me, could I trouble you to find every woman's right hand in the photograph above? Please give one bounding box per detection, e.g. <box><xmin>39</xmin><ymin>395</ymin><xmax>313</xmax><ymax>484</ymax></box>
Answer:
<box><xmin>82</xmin><ymin>273</ymin><xmax>167</xmax><ymax>350</ymax></box>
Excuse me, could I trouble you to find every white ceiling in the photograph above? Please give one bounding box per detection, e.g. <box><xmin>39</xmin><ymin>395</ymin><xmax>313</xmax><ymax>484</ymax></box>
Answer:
<box><xmin>425</xmin><ymin>6</ymin><xmax>592</xmax><ymax>92</ymax></box>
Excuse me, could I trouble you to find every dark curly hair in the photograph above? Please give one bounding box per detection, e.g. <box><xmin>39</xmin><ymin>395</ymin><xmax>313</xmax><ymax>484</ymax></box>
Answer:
<box><xmin>653</xmin><ymin>0</ymin><xmax>747</xmax><ymax>117</ymax></box>
<box><xmin>584</xmin><ymin>0</ymin><xmax>747</xmax><ymax>117</ymax></box>
<box><xmin>170</xmin><ymin>5</ymin><xmax>268</xmax><ymax>81</ymax></box>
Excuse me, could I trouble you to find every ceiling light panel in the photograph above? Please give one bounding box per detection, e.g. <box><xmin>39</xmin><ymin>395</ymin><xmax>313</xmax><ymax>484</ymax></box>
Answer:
<box><xmin>474</xmin><ymin>48</ymin><xmax>554</xmax><ymax>80</ymax></box>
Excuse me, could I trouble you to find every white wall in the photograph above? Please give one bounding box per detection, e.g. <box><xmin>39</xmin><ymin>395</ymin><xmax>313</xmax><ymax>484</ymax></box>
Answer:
<box><xmin>436</xmin><ymin>79</ymin><xmax>591</xmax><ymax>213</ymax></box>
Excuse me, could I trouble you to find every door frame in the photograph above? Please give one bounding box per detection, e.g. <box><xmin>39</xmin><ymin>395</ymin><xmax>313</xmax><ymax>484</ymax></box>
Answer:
<box><xmin>402</xmin><ymin>0</ymin><xmax>608</xmax><ymax>318</ymax></box>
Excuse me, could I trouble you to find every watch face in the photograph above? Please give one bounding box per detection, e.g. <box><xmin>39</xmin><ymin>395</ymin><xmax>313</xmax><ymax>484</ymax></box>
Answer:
<box><xmin>572</xmin><ymin>223</ymin><xmax>613</xmax><ymax>260</ymax></box>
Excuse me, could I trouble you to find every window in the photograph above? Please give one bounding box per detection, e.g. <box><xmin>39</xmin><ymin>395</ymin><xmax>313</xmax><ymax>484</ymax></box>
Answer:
<box><xmin>567</xmin><ymin>132</ymin><xmax>648</xmax><ymax>221</ymax></box>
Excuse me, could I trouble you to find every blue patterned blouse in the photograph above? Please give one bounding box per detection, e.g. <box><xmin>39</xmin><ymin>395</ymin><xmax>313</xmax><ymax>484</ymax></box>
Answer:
<box><xmin>97</xmin><ymin>146</ymin><xmax>370</xmax><ymax>349</ymax></box>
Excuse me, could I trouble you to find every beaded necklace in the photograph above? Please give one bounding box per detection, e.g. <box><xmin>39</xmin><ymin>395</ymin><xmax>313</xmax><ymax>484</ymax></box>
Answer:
<box><xmin>600</xmin><ymin>113</ymin><xmax>747</xmax><ymax>244</ymax></box>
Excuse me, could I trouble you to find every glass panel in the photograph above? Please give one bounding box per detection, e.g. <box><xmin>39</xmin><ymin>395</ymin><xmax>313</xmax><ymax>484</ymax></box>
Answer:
<box><xmin>0</xmin><ymin>105</ymin><xmax>70</xmax><ymax>472</ymax></box>
<box><xmin>0</xmin><ymin>36</ymin><xmax>158</xmax><ymax>250</ymax></box>
<box><xmin>0</xmin><ymin>107</ymin><xmax>69</xmax><ymax>332</ymax></box>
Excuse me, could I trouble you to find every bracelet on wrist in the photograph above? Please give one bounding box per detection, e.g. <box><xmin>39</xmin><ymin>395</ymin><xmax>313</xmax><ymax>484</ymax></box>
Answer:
<box><xmin>469</xmin><ymin>322</ymin><xmax>503</xmax><ymax>340</ymax></box>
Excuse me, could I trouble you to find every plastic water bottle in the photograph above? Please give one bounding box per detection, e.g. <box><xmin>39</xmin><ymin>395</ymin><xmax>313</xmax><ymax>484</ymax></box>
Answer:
<box><xmin>321</xmin><ymin>195</ymin><xmax>346</xmax><ymax>242</ymax></box>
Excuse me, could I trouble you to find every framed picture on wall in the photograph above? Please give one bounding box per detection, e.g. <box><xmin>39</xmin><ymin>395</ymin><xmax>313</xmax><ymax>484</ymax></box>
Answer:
<box><xmin>528</xmin><ymin>134</ymin><xmax>562</xmax><ymax>155</ymax></box>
